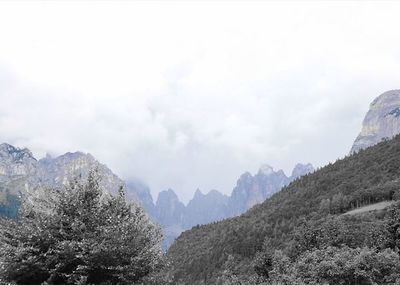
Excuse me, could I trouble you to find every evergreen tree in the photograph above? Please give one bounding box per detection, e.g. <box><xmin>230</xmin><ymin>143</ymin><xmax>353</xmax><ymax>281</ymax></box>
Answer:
<box><xmin>0</xmin><ymin>171</ymin><xmax>163</xmax><ymax>285</ymax></box>
<box><xmin>386</xmin><ymin>201</ymin><xmax>400</xmax><ymax>251</ymax></box>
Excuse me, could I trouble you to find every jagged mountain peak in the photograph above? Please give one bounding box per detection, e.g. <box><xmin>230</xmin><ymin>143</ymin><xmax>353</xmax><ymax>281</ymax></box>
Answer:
<box><xmin>0</xmin><ymin>142</ymin><xmax>18</xmax><ymax>151</ymax></box>
<box><xmin>42</xmin><ymin>151</ymin><xmax>94</xmax><ymax>164</ymax></box>
<box><xmin>193</xmin><ymin>188</ymin><xmax>203</xmax><ymax>198</ymax></box>
<box><xmin>351</xmin><ymin>89</ymin><xmax>400</xmax><ymax>153</ymax></box>
<box><xmin>0</xmin><ymin>141</ymin><xmax>318</xmax><ymax>251</ymax></box>
<box><xmin>0</xmin><ymin>142</ymin><xmax>16</xmax><ymax>152</ymax></box>
<box><xmin>189</xmin><ymin>188</ymin><xmax>228</xmax><ymax>203</ymax></box>
<box><xmin>36</xmin><ymin>149</ymin><xmax>126</xmax><ymax>199</ymax></box>
<box><xmin>207</xmin><ymin>189</ymin><xmax>227</xmax><ymax>198</ymax></box>
<box><xmin>239</xmin><ymin>171</ymin><xmax>252</xmax><ymax>179</ymax></box>
<box><xmin>155</xmin><ymin>189</ymin><xmax>184</xmax><ymax>225</ymax></box>
<box><xmin>38</xmin><ymin>151</ymin><xmax>96</xmax><ymax>169</ymax></box>
<box><xmin>156</xmin><ymin>188</ymin><xmax>180</xmax><ymax>204</ymax></box>
<box><xmin>291</xmin><ymin>163</ymin><xmax>314</xmax><ymax>179</ymax></box>
<box><xmin>0</xmin><ymin>143</ymin><xmax>156</xmax><ymax>213</ymax></box>
<box><xmin>183</xmin><ymin>188</ymin><xmax>229</xmax><ymax>232</ymax></box>
<box><xmin>229</xmin><ymin>162</ymin><xmax>314</xmax><ymax>216</ymax></box>
<box><xmin>0</xmin><ymin>143</ymin><xmax>37</xmax><ymax>177</ymax></box>
<box><xmin>0</xmin><ymin>143</ymin><xmax>35</xmax><ymax>161</ymax></box>
<box><xmin>258</xmin><ymin>164</ymin><xmax>274</xmax><ymax>175</ymax></box>
<box><xmin>59</xmin><ymin>151</ymin><xmax>87</xmax><ymax>159</ymax></box>
<box><xmin>0</xmin><ymin>142</ymin><xmax>154</xmax><ymax>244</ymax></box>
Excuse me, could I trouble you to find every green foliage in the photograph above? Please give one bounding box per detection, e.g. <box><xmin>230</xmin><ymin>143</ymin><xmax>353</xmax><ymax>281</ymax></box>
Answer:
<box><xmin>266</xmin><ymin>246</ymin><xmax>400</xmax><ymax>285</ymax></box>
<box><xmin>167</xmin><ymin>135</ymin><xmax>400</xmax><ymax>284</ymax></box>
<box><xmin>386</xmin><ymin>201</ymin><xmax>400</xmax><ymax>251</ymax></box>
<box><xmin>216</xmin><ymin>255</ymin><xmax>242</xmax><ymax>285</ymax></box>
<box><xmin>250</xmin><ymin>202</ymin><xmax>400</xmax><ymax>285</ymax></box>
<box><xmin>0</xmin><ymin>171</ymin><xmax>163</xmax><ymax>285</ymax></box>
<box><xmin>253</xmin><ymin>240</ymin><xmax>273</xmax><ymax>279</ymax></box>
<box><xmin>289</xmin><ymin>214</ymin><xmax>389</xmax><ymax>258</ymax></box>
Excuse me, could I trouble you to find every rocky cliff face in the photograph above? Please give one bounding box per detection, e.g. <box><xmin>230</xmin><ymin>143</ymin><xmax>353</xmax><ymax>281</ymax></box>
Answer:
<box><xmin>183</xmin><ymin>189</ymin><xmax>229</xmax><ymax>229</ymax></box>
<box><xmin>38</xmin><ymin>152</ymin><xmax>127</xmax><ymax>195</ymax></box>
<box><xmin>0</xmin><ymin>144</ymin><xmax>154</xmax><ymax>217</ymax></box>
<box><xmin>154</xmin><ymin>188</ymin><xmax>230</xmax><ymax>249</ymax></box>
<box><xmin>351</xmin><ymin>90</ymin><xmax>400</xmax><ymax>153</ymax></box>
<box><xmin>228</xmin><ymin>163</ymin><xmax>314</xmax><ymax>216</ymax></box>
<box><xmin>0</xmin><ymin>143</ymin><xmax>39</xmax><ymax>217</ymax></box>
<box><xmin>0</xmin><ymin>143</ymin><xmax>315</xmax><ymax>250</ymax></box>
<box><xmin>126</xmin><ymin>180</ymin><xmax>156</xmax><ymax>218</ymax></box>
<box><xmin>0</xmin><ymin>144</ymin><xmax>40</xmax><ymax>209</ymax></box>
<box><xmin>155</xmin><ymin>189</ymin><xmax>185</xmax><ymax>227</ymax></box>
<box><xmin>0</xmin><ymin>143</ymin><xmax>37</xmax><ymax>178</ymax></box>
<box><xmin>154</xmin><ymin>189</ymin><xmax>186</xmax><ymax>249</ymax></box>
<box><xmin>155</xmin><ymin>163</ymin><xmax>314</xmax><ymax>248</ymax></box>
<box><xmin>229</xmin><ymin>166</ymin><xmax>288</xmax><ymax>216</ymax></box>
<box><xmin>291</xmin><ymin>163</ymin><xmax>314</xmax><ymax>180</ymax></box>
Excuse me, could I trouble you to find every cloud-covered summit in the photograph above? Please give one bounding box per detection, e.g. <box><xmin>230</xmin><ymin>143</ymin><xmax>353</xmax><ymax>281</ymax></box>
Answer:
<box><xmin>1</xmin><ymin>2</ymin><xmax>400</xmax><ymax>201</ymax></box>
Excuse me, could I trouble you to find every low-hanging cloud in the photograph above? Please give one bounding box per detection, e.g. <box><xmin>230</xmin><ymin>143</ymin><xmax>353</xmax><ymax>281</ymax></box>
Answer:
<box><xmin>0</xmin><ymin>2</ymin><xmax>400</xmax><ymax>202</ymax></box>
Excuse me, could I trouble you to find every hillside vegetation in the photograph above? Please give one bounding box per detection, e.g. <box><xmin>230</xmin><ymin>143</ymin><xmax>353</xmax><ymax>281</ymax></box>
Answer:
<box><xmin>167</xmin><ymin>135</ymin><xmax>400</xmax><ymax>284</ymax></box>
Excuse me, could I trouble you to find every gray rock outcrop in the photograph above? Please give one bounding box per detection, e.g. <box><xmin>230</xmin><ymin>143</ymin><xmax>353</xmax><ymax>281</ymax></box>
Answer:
<box><xmin>351</xmin><ymin>90</ymin><xmax>400</xmax><ymax>153</ymax></box>
<box><xmin>228</xmin><ymin>163</ymin><xmax>314</xmax><ymax>216</ymax></box>
<box><xmin>0</xmin><ymin>144</ymin><xmax>154</xmax><ymax>216</ymax></box>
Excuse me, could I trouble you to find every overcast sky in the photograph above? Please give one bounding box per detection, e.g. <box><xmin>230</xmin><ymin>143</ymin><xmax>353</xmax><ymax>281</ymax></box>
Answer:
<box><xmin>0</xmin><ymin>2</ymin><xmax>399</xmax><ymax>202</ymax></box>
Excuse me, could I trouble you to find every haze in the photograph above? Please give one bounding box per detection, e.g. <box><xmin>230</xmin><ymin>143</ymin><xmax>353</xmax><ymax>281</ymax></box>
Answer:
<box><xmin>0</xmin><ymin>2</ymin><xmax>399</xmax><ymax>202</ymax></box>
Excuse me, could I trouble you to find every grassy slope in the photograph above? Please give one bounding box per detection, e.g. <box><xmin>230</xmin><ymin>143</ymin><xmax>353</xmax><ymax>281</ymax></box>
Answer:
<box><xmin>342</xmin><ymin>200</ymin><xmax>395</xmax><ymax>216</ymax></box>
<box><xmin>167</xmin><ymin>135</ymin><xmax>400</xmax><ymax>284</ymax></box>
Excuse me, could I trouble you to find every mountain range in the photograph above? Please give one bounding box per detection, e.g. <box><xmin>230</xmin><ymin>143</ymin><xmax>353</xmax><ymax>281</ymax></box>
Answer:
<box><xmin>168</xmin><ymin>132</ymin><xmax>400</xmax><ymax>284</ymax></box>
<box><xmin>0</xmin><ymin>142</ymin><xmax>313</xmax><ymax>248</ymax></box>
<box><xmin>0</xmin><ymin>145</ymin><xmax>154</xmax><ymax>217</ymax></box>
<box><xmin>166</xmin><ymin>90</ymin><xmax>400</xmax><ymax>284</ymax></box>
<box><xmin>155</xmin><ymin>163</ymin><xmax>314</xmax><ymax>247</ymax></box>
<box><xmin>1</xmin><ymin>89</ymin><xmax>398</xmax><ymax>250</ymax></box>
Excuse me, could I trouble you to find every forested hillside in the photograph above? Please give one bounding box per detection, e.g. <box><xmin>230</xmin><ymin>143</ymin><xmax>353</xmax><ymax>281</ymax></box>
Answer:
<box><xmin>167</xmin><ymin>135</ymin><xmax>400</xmax><ymax>284</ymax></box>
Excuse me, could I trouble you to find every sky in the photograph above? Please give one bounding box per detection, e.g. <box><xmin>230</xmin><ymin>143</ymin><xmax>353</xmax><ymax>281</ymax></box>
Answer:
<box><xmin>0</xmin><ymin>1</ymin><xmax>399</xmax><ymax>203</ymax></box>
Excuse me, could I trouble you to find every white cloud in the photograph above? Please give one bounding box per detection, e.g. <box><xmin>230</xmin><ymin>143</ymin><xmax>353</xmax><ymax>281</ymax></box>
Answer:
<box><xmin>0</xmin><ymin>2</ymin><xmax>399</xmax><ymax>202</ymax></box>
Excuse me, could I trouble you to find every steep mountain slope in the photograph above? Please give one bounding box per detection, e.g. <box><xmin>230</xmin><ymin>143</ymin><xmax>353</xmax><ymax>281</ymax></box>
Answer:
<box><xmin>155</xmin><ymin>189</ymin><xmax>186</xmax><ymax>228</ymax></box>
<box><xmin>183</xmin><ymin>189</ymin><xmax>229</xmax><ymax>229</ymax></box>
<box><xmin>38</xmin><ymin>152</ymin><xmax>128</xmax><ymax>195</ymax></box>
<box><xmin>228</xmin><ymin>167</ymin><xmax>288</xmax><ymax>216</ymax></box>
<box><xmin>228</xmin><ymin>163</ymin><xmax>313</xmax><ymax>216</ymax></box>
<box><xmin>0</xmin><ymin>144</ymin><xmax>40</xmax><ymax>218</ymax></box>
<box><xmin>351</xmin><ymin>89</ymin><xmax>400</xmax><ymax>153</ymax></box>
<box><xmin>290</xmin><ymin>162</ymin><xmax>314</xmax><ymax>179</ymax></box>
<box><xmin>156</xmin><ymin>164</ymin><xmax>313</xmax><ymax>249</ymax></box>
<box><xmin>155</xmin><ymin>189</ymin><xmax>186</xmax><ymax>248</ymax></box>
<box><xmin>167</xmin><ymin>135</ymin><xmax>400</xmax><ymax>284</ymax></box>
<box><xmin>0</xmin><ymin>143</ymin><xmax>38</xmax><ymax>178</ymax></box>
<box><xmin>126</xmin><ymin>180</ymin><xmax>156</xmax><ymax>218</ymax></box>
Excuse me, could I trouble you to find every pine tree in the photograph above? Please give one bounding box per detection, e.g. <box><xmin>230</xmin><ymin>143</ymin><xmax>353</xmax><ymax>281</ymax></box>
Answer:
<box><xmin>0</xmin><ymin>170</ymin><xmax>163</xmax><ymax>285</ymax></box>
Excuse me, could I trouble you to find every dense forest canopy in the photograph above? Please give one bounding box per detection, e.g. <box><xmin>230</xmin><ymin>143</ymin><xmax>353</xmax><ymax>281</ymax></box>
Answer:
<box><xmin>167</xmin><ymin>135</ymin><xmax>400</xmax><ymax>284</ymax></box>
<box><xmin>0</xmin><ymin>172</ymin><xmax>164</xmax><ymax>285</ymax></box>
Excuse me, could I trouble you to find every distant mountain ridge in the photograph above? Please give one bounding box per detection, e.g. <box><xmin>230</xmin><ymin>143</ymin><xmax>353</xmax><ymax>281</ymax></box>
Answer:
<box><xmin>0</xmin><ymin>142</ymin><xmax>314</xmax><ymax>249</ymax></box>
<box><xmin>165</xmin><ymin>88</ymin><xmax>400</xmax><ymax>283</ymax></box>
<box><xmin>0</xmin><ymin>143</ymin><xmax>155</xmax><ymax>218</ymax></box>
<box><xmin>155</xmin><ymin>163</ymin><xmax>314</xmax><ymax>248</ymax></box>
<box><xmin>228</xmin><ymin>163</ymin><xmax>313</xmax><ymax>216</ymax></box>
<box><xmin>167</xmin><ymin>131</ymin><xmax>400</xmax><ymax>285</ymax></box>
